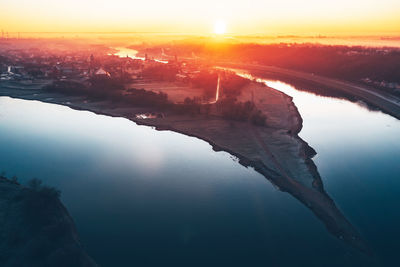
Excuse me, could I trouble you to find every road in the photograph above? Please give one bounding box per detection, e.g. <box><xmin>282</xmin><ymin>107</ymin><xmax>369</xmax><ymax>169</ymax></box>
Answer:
<box><xmin>218</xmin><ymin>62</ymin><xmax>400</xmax><ymax>119</ymax></box>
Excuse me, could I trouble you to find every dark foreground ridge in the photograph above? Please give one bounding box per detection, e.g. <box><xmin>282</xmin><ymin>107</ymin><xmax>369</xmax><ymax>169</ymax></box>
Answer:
<box><xmin>0</xmin><ymin>176</ymin><xmax>97</xmax><ymax>267</ymax></box>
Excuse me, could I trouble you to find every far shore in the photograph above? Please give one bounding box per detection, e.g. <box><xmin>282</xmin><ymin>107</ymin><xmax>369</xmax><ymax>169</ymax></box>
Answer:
<box><xmin>217</xmin><ymin>63</ymin><xmax>400</xmax><ymax>120</ymax></box>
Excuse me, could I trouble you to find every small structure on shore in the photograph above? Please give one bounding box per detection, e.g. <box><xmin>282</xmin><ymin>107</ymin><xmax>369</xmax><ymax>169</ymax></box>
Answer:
<box><xmin>94</xmin><ymin>68</ymin><xmax>111</xmax><ymax>77</ymax></box>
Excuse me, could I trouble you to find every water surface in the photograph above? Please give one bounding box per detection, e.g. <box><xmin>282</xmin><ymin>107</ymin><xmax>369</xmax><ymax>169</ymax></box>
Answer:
<box><xmin>257</xmin><ymin>79</ymin><xmax>400</xmax><ymax>266</ymax></box>
<box><xmin>1</xmin><ymin>88</ymin><xmax>399</xmax><ymax>266</ymax></box>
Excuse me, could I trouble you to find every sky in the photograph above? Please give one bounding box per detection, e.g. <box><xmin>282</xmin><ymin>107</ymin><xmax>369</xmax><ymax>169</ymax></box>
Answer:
<box><xmin>1</xmin><ymin>0</ymin><xmax>400</xmax><ymax>35</ymax></box>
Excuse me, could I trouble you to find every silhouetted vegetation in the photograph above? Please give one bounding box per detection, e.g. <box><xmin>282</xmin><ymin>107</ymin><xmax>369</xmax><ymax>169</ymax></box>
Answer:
<box><xmin>217</xmin><ymin>98</ymin><xmax>267</xmax><ymax>126</ymax></box>
<box><xmin>21</xmin><ymin>179</ymin><xmax>63</xmax><ymax>237</ymax></box>
<box><xmin>44</xmin><ymin>78</ymin><xmax>267</xmax><ymax>125</ymax></box>
<box><xmin>142</xmin><ymin>64</ymin><xmax>179</xmax><ymax>81</ymax></box>
<box><xmin>190</xmin><ymin>71</ymin><xmax>250</xmax><ymax>99</ymax></box>
<box><xmin>44</xmin><ymin>76</ymin><xmax>124</xmax><ymax>96</ymax></box>
<box><xmin>44</xmin><ymin>80</ymin><xmax>170</xmax><ymax>108</ymax></box>
<box><xmin>125</xmin><ymin>88</ymin><xmax>169</xmax><ymax>107</ymax></box>
<box><xmin>89</xmin><ymin>75</ymin><xmax>124</xmax><ymax>91</ymax></box>
<box><xmin>171</xmin><ymin>97</ymin><xmax>201</xmax><ymax>115</ymax></box>
<box><xmin>44</xmin><ymin>80</ymin><xmax>86</xmax><ymax>94</ymax></box>
<box><xmin>155</xmin><ymin>42</ymin><xmax>400</xmax><ymax>96</ymax></box>
<box><xmin>0</xmin><ymin>175</ymin><xmax>96</xmax><ymax>266</ymax></box>
<box><xmin>221</xmin><ymin>72</ymin><xmax>250</xmax><ymax>97</ymax></box>
<box><xmin>190</xmin><ymin>71</ymin><xmax>218</xmax><ymax>99</ymax></box>
<box><xmin>27</xmin><ymin>178</ymin><xmax>61</xmax><ymax>199</ymax></box>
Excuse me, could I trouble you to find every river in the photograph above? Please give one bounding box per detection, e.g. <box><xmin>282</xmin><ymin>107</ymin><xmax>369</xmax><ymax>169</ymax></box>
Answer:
<box><xmin>1</xmin><ymin>75</ymin><xmax>400</xmax><ymax>266</ymax></box>
<box><xmin>113</xmin><ymin>46</ymin><xmax>168</xmax><ymax>63</ymax></box>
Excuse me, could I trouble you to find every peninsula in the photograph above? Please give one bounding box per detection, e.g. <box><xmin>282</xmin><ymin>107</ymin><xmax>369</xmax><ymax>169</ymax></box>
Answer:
<box><xmin>0</xmin><ymin>40</ymin><xmax>371</xmax><ymax>256</ymax></box>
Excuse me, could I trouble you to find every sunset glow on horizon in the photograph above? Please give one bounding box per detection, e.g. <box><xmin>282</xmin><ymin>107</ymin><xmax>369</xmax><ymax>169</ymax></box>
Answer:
<box><xmin>214</xmin><ymin>20</ymin><xmax>227</xmax><ymax>35</ymax></box>
<box><xmin>1</xmin><ymin>0</ymin><xmax>400</xmax><ymax>35</ymax></box>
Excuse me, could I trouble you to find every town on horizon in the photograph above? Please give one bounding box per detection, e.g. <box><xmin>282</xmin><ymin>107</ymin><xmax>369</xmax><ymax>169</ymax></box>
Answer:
<box><xmin>1</xmin><ymin>1</ymin><xmax>400</xmax><ymax>267</ymax></box>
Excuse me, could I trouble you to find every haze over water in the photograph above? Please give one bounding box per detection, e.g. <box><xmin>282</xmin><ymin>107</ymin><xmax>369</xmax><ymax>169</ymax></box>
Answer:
<box><xmin>1</xmin><ymin>0</ymin><xmax>400</xmax><ymax>265</ymax></box>
<box><xmin>263</xmin><ymin>79</ymin><xmax>400</xmax><ymax>265</ymax></box>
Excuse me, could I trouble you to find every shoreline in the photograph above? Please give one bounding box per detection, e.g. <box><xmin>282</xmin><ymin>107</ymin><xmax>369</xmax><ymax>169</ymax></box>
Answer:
<box><xmin>0</xmin><ymin>81</ymin><xmax>371</xmax><ymax>254</ymax></box>
<box><xmin>0</xmin><ymin>176</ymin><xmax>97</xmax><ymax>266</ymax></box>
<box><xmin>219</xmin><ymin>63</ymin><xmax>400</xmax><ymax>120</ymax></box>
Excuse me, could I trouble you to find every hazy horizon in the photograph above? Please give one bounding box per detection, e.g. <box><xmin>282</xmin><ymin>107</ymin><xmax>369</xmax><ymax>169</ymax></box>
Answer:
<box><xmin>1</xmin><ymin>0</ymin><xmax>400</xmax><ymax>36</ymax></box>
<box><xmin>1</xmin><ymin>2</ymin><xmax>400</xmax><ymax>266</ymax></box>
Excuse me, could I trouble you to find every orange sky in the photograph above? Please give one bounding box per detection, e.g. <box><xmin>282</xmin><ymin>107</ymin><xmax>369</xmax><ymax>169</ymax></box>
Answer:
<box><xmin>1</xmin><ymin>0</ymin><xmax>400</xmax><ymax>35</ymax></box>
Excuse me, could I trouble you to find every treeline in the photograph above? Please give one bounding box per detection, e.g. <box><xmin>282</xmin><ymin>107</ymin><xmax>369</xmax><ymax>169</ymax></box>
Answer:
<box><xmin>217</xmin><ymin>98</ymin><xmax>266</xmax><ymax>126</ymax></box>
<box><xmin>220</xmin><ymin>72</ymin><xmax>250</xmax><ymax>97</ymax></box>
<box><xmin>0</xmin><ymin>55</ymin><xmax>11</xmax><ymax>72</ymax></box>
<box><xmin>156</xmin><ymin>41</ymin><xmax>400</xmax><ymax>94</ymax></box>
<box><xmin>44</xmin><ymin>79</ymin><xmax>170</xmax><ymax>108</ymax></box>
<box><xmin>191</xmin><ymin>71</ymin><xmax>250</xmax><ymax>99</ymax></box>
<box><xmin>142</xmin><ymin>64</ymin><xmax>179</xmax><ymax>81</ymax></box>
<box><xmin>177</xmin><ymin>96</ymin><xmax>267</xmax><ymax>126</ymax></box>
<box><xmin>45</xmin><ymin>76</ymin><xmax>266</xmax><ymax>126</ymax></box>
<box><xmin>139</xmin><ymin>64</ymin><xmax>250</xmax><ymax>100</ymax></box>
<box><xmin>190</xmin><ymin>71</ymin><xmax>218</xmax><ymax>98</ymax></box>
<box><xmin>233</xmin><ymin>44</ymin><xmax>400</xmax><ymax>83</ymax></box>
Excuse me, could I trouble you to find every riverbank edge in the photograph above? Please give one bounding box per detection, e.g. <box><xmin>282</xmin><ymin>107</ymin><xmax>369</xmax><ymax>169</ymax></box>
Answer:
<box><xmin>0</xmin><ymin>176</ymin><xmax>98</xmax><ymax>266</ymax></box>
<box><xmin>219</xmin><ymin>63</ymin><xmax>400</xmax><ymax>120</ymax></box>
<box><xmin>0</xmin><ymin>86</ymin><xmax>319</xmax><ymax>191</ymax></box>
<box><xmin>1</xmin><ymin>90</ymin><xmax>370</xmax><ymax>253</ymax></box>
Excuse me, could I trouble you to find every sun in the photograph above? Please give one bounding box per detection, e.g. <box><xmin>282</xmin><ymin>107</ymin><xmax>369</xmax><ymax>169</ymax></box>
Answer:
<box><xmin>214</xmin><ymin>20</ymin><xmax>227</xmax><ymax>35</ymax></box>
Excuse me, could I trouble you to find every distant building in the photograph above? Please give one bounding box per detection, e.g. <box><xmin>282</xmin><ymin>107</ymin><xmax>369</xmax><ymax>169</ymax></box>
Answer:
<box><xmin>94</xmin><ymin>68</ymin><xmax>111</xmax><ymax>77</ymax></box>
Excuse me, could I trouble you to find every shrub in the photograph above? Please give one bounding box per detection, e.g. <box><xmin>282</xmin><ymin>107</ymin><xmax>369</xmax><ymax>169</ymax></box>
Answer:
<box><xmin>27</xmin><ymin>178</ymin><xmax>61</xmax><ymax>199</ymax></box>
<box><xmin>217</xmin><ymin>98</ymin><xmax>266</xmax><ymax>126</ymax></box>
<box><xmin>221</xmin><ymin>73</ymin><xmax>250</xmax><ymax>97</ymax></box>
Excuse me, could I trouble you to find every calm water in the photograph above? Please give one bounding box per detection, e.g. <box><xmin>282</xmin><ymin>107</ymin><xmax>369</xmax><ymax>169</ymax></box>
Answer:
<box><xmin>259</xmin><ymin>79</ymin><xmax>400</xmax><ymax>266</ymax></box>
<box><xmin>0</xmin><ymin>85</ymin><xmax>399</xmax><ymax>266</ymax></box>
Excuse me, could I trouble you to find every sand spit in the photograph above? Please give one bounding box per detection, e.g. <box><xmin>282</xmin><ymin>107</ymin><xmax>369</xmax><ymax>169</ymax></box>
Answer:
<box><xmin>0</xmin><ymin>79</ymin><xmax>370</xmax><ymax>254</ymax></box>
